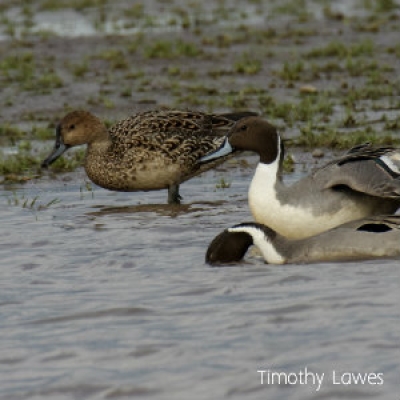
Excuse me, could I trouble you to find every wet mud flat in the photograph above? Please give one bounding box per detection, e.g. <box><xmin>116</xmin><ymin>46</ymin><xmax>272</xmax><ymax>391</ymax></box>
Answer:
<box><xmin>1</xmin><ymin>1</ymin><xmax>400</xmax><ymax>399</ymax></box>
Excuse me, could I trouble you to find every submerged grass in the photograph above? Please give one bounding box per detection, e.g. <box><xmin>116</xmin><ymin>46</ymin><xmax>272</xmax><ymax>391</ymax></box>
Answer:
<box><xmin>233</xmin><ymin>53</ymin><xmax>262</xmax><ymax>75</ymax></box>
<box><xmin>215</xmin><ymin>177</ymin><xmax>231</xmax><ymax>189</ymax></box>
<box><xmin>0</xmin><ymin>148</ymin><xmax>85</xmax><ymax>183</ymax></box>
<box><xmin>143</xmin><ymin>39</ymin><xmax>203</xmax><ymax>58</ymax></box>
<box><xmin>306</xmin><ymin>39</ymin><xmax>375</xmax><ymax>58</ymax></box>
<box><xmin>6</xmin><ymin>192</ymin><xmax>61</xmax><ymax>211</ymax></box>
<box><xmin>0</xmin><ymin>152</ymin><xmax>41</xmax><ymax>180</ymax></box>
<box><xmin>40</xmin><ymin>0</ymin><xmax>109</xmax><ymax>11</ymax></box>
<box><xmin>259</xmin><ymin>94</ymin><xmax>334</xmax><ymax>125</ymax></box>
<box><xmin>292</xmin><ymin>124</ymin><xmax>400</xmax><ymax>149</ymax></box>
<box><xmin>45</xmin><ymin>148</ymin><xmax>85</xmax><ymax>172</ymax></box>
<box><xmin>277</xmin><ymin>61</ymin><xmax>304</xmax><ymax>81</ymax></box>
<box><xmin>0</xmin><ymin>52</ymin><xmax>63</xmax><ymax>93</ymax></box>
<box><xmin>0</xmin><ymin>124</ymin><xmax>26</xmax><ymax>142</ymax></box>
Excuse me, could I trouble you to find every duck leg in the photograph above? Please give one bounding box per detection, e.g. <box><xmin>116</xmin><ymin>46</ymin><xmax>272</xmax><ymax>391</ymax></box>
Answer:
<box><xmin>168</xmin><ymin>184</ymin><xmax>182</xmax><ymax>204</ymax></box>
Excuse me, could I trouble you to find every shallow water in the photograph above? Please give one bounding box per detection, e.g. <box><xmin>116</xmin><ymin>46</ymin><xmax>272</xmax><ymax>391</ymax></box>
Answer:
<box><xmin>0</xmin><ymin>155</ymin><xmax>399</xmax><ymax>400</ymax></box>
<box><xmin>0</xmin><ymin>0</ymin><xmax>372</xmax><ymax>42</ymax></box>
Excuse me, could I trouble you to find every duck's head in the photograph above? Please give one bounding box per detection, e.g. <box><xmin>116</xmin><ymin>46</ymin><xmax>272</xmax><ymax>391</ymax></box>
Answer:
<box><xmin>206</xmin><ymin>222</ymin><xmax>281</xmax><ymax>265</ymax></box>
<box><xmin>206</xmin><ymin>223</ymin><xmax>255</xmax><ymax>265</ymax></box>
<box><xmin>199</xmin><ymin>116</ymin><xmax>282</xmax><ymax>165</ymax></box>
<box><xmin>41</xmin><ymin>110</ymin><xmax>104</xmax><ymax>168</ymax></box>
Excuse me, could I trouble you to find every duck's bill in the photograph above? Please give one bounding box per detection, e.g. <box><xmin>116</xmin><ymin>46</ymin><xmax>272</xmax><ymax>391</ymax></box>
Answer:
<box><xmin>198</xmin><ymin>138</ymin><xmax>234</xmax><ymax>163</ymax></box>
<box><xmin>41</xmin><ymin>142</ymin><xmax>69</xmax><ymax>168</ymax></box>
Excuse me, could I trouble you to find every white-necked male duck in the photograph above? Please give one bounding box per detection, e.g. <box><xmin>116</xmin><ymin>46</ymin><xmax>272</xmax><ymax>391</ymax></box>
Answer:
<box><xmin>200</xmin><ymin>116</ymin><xmax>400</xmax><ymax>238</ymax></box>
<box><xmin>206</xmin><ymin>216</ymin><xmax>400</xmax><ymax>265</ymax></box>
<box><xmin>42</xmin><ymin>109</ymin><xmax>255</xmax><ymax>204</ymax></box>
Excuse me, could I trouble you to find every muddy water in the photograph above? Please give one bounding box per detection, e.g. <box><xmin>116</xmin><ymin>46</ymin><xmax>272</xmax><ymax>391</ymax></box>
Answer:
<box><xmin>0</xmin><ymin>154</ymin><xmax>398</xmax><ymax>400</ymax></box>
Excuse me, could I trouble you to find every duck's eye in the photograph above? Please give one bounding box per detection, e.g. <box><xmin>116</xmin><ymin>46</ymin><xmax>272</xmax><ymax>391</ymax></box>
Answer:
<box><xmin>240</xmin><ymin>124</ymin><xmax>247</xmax><ymax>131</ymax></box>
<box><xmin>69</xmin><ymin>124</ymin><xmax>75</xmax><ymax>130</ymax></box>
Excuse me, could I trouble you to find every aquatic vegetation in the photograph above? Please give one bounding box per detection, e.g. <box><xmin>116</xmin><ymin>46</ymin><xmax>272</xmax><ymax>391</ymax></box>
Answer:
<box><xmin>124</xmin><ymin>3</ymin><xmax>144</xmax><ymax>19</ymax></box>
<box><xmin>292</xmin><ymin>124</ymin><xmax>399</xmax><ymax>149</ymax></box>
<box><xmin>6</xmin><ymin>192</ymin><xmax>61</xmax><ymax>211</ymax></box>
<box><xmin>33</xmin><ymin>72</ymin><xmax>64</xmax><ymax>92</ymax></box>
<box><xmin>0</xmin><ymin>145</ymin><xmax>85</xmax><ymax>183</ymax></box>
<box><xmin>86</xmin><ymin>94</ymin><xmax>115</xmax><ymax>108</ymax></box>
<box><xmin>273</xmin><ymin>0</ymin><xmax>311</xmax><ymax>20</ymax></box>
<box><xmin>0</xmin><ymin>0</ymin><xmax>399</xmax><ymax>182</ymax></box>
<box><xmin>0</xmin><ymin>52</ymin><xmax>63</xmax><ymax>93</ymax></box>
<box><xmin>120</xmin><ymin>87</ymin><xmax>132</xmax><ymax>97</ymax></box>
<box><xmin>80</xmin><ymin>181</ymin><xmax>95</xmax><ymax>199</ymax></box>
<box><xmin>345</xmin><ymin>59</ymin><xmax>385</xmax><ymax>77</ymax></box>
<box><xmin>0</xmin><ymin>124</ymin><xmax>25</xmax><ymax>142</ymax></box>
<box><xmin>39</xmin><ymin>0</ymin><xmax>109</xmax><ymax>11</ymax></box>
<box><xmin>71</xmin><ymin>59</ymin><xmax>90</xmax><ymax>77</ymax></box>
<box><xmin>306</xmin><ymin>39</ymin><xmax>375</xmax><ymax>58</ymax></box>
<box><xmin>277</xmin><ymin>61</ymin><xmax>304</xmax><ymax>81</ymax></box>
<box><xmin>143</xmin><ymin>39</ymin><xmax>203</xmax><ymax>58</ymax></box>
<box><xmin>0</xmin><ymin>152</ymin><xmax>41</xmax><ymax>179</ymax></box>
<box><xmin>215</xmin><ymin>177</ymin><xmax>231</xmax><ymax>189</ymax></box>
<box><xmin>93</xmin><ymin>49</ymin><xmax>128</xmax><ymax>69</ymax></box>
<box><xmin>48</xmin><ymin>148</ymin><xmax>85</xmax><ymax>172</ymax></box>
<box><xmin>373</xmin><ymin>0</ymin><xmax>398</xmax><ymax>12</ymax></box>
<box><xmin>223</xmin><ymin>92</ymin><xmax>250</xmax><ymax>110</ymax></box>
<box><xmin>282</xmin><ymin>153</ymin><xmax>295</xmax><ymax>173</ymax></box>
<box><xmin>258</xmin><ymin>94</ymin><xmax>334</xmax><ymax>125</ymax></box>
<box><xmin>342</xmin><ymin>83</ymin><xmax>395</xmax><ymax>106</ymax></box>
<box><xmin>233</xmin><ymin>53</ymin><xmax>262</xmax><ymax>75</ymax></box>
<box><xmin>387</xmin><ymin>44</ymin><xmax>400</xmax><ymax>58</ymax></box>
<box><xmin>0</xmin><ymin>52</ymin><xmax>35</xmax><ymax>85</ymax></box>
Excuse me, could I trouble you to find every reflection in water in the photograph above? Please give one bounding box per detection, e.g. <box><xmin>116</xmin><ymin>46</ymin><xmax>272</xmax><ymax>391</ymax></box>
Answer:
<box><xmin>87</xmin><ymin>200</ymin><xmax>227</xmax><ymax>218</ymax></box>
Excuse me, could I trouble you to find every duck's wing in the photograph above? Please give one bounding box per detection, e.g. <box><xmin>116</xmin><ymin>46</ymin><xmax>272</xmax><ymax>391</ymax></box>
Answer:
<box><xmin>109</xmin><ymin>110</ymin><xmax>256</xmax><ymax>142</ymax></box>
<box><xmin>296</xmin><ymin>213</ymin><xmax>400</xmax><ymax>263</ymax></box>
<box><xmin>108</xmin><ymin>110</ymin><xmax>253</xmax><ymax>164</ymax></box>
<box><xmin>321</xmin><ymin>145</ymin><xmax>400</xmax><ymax>199</ymax></box>
<box><xmin>340</xmin><ymin>214</ymin><xmax>400</xmax><ymax>231</ymax></box>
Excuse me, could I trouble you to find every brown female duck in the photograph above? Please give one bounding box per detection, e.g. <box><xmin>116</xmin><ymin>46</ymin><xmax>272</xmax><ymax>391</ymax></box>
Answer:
<box><xmin>42</xmin><ymin>109</ymin><xmax>254</xmax><ymax>203</ymax></box>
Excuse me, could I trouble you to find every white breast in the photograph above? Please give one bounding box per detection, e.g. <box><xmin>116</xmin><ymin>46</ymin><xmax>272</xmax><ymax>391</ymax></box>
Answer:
<box><xmin>248</xmin><ymin>162</ymin><xmax>369</xmax><ymax>239</ymax></box>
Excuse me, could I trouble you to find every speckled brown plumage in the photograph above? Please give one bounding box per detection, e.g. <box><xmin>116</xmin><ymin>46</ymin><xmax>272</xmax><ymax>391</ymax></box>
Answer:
<box><xmin>42</xmin><ymin>109</ymin><xmax>254</xmax><ymax>203</ymax></box>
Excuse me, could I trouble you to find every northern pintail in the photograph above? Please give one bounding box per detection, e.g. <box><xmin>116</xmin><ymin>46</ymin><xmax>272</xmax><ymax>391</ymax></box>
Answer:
<box><xmin>42</xmin><ymin>109</ymin><xmax>255</xmax><ymax>204</ymax></box>
<box><xmin>200</xmin><ymin>116</ymin><xmax>400</xmax><ymax>238</ymax></box>
<box><xmin>206</xmin><ymin>216</ymin><xmax>400</xmax><ymax>265</ymax></box>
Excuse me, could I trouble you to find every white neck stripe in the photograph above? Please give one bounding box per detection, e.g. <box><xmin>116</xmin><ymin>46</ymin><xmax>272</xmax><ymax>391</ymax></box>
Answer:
<box><xmin>228</xmin><ymin>226</ymin><xmax>286</xmax><ymax>264</ymax></box>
